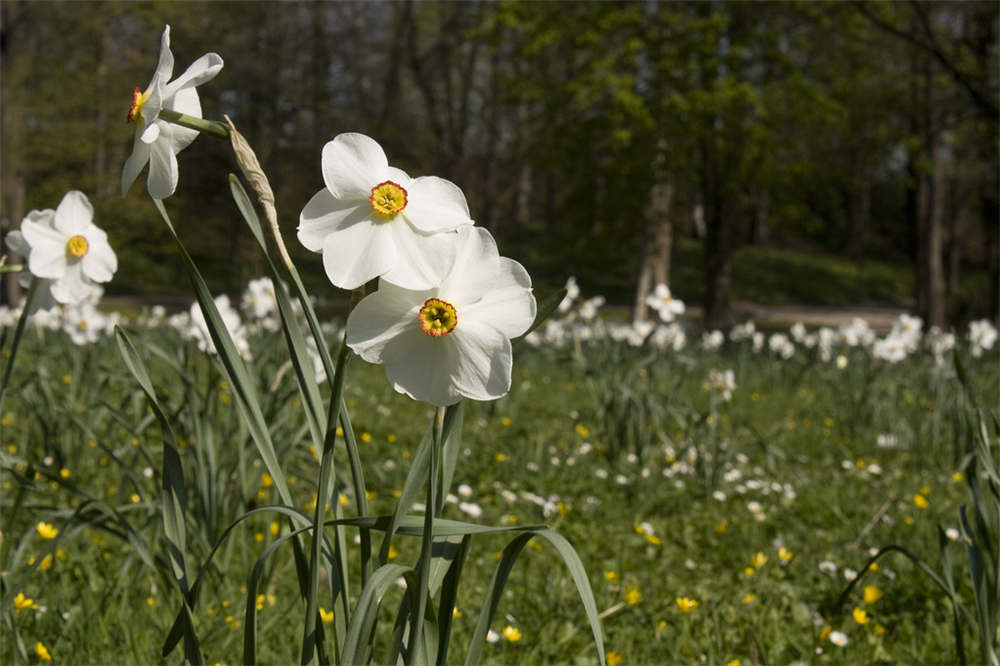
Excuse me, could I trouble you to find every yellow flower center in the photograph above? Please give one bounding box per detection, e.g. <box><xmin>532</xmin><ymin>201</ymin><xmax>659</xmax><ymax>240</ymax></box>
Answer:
<box><xmin>418</xmin><ymin>298</ymin><xmax>458</xmax><ymax>337</ymax></box>
<box><xmin>127</xmin><ymin>87</ymin><xmax>151</xmax><ymax>123</ymax></box>
<box><xmin>66</xmin><ymin>235</ymin><xmax>89</xmax><ymax>258</ymax></box>
<box><xmin>369</xmin><ymin>181</ymin><xmax>407</xmax><ymax>217</ymax></box>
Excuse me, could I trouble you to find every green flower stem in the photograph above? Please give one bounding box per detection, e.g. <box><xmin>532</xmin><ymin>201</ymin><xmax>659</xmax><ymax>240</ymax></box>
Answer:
<box><xmin>0</xmin><ymin>278</ymin><xmax>39</xmax><ymax>413</ymax></box>
<box><xmin>302</xmin><ymin>333</ymin><xmax>353</xmax><ymax>665</ymax></box>
<box><xmin>407</xmin><ymin>406</ymin><xmax>445</xmax><ymax>663</ymax></box>
<box><xmin>158</xmin><ymin>109</ymin><xmax>230</xmax><ymax>140</ymax></box>
<box><xmin>0</xmin><ymin>264</ymin><xmax>26</xmax><ymax>274</ymax></box>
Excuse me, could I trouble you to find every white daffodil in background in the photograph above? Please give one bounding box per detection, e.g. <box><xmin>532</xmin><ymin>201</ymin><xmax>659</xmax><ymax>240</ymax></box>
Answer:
<box><xmin>13</xmin><ymin>191</ymin><xmax>117</xmax><ymax>305</ymax></box>
<box><xmin>298</xmin><ymin>132</ymin><xmax>474</xmax><ymax>290</ymax></box>
<box><xmin>186</xmin><ymin>294</ymin><xmax>251</xmax><ymax>359</ymax></box>
<box><xmin>346</xmin><ymin>226</ymin><xmax>535</xmax><ymax>406</ymax></box>
<box><xmin>645</xmin><ymin>283</ymin><xmax>685</xmax><ymax>322</ymax></box>
<box><xmin>122</xmin><ymin>25</ymin><xmax>223</xmax><ymax>200</ymax></box>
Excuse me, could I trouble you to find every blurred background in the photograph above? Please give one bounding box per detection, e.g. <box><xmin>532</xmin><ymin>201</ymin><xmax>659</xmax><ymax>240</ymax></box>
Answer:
<box><xmin>1</xmin><ymin>1</ymin><xmax>997</xmax><ymax>328</ymax></box>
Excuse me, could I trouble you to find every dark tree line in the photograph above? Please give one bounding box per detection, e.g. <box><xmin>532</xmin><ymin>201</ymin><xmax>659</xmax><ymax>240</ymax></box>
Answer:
<box><xmin>1</xmin><ymin>1</ymin><xmax>997</xmax><ymax>326</ymax></box>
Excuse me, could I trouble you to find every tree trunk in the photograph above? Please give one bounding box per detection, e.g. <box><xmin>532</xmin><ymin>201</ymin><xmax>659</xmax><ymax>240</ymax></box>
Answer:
<box><xmin>915</xmin><ymin>140</ymin><xmax>946</xmax><ymax>327</ymax></box>
<box><xmin>634</xmin><ymin>181</ymin><xmax>674</xmax><ymax>321</ymax></box>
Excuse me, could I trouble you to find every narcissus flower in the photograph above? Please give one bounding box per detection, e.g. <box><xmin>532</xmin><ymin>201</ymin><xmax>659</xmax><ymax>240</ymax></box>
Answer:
<box><xmin>345</xmin><ymin>226</ymin><xmax>535</xmax><ymax>406</ymax></box>
<box><xmin>298</xmin><ymin>132</ymin><xmax>474</xmax><ymax>290</ymax></box>
<box><xmin>646</xmin><ymin>283</ymin><xmax>685</xmax><ymax>322</ymax></box>
<box><xmin>15</xmin><ymin>191</ymin><xmax>117</xmax><ymax>304</ymax></box>
<box><xmin>122</xmin><ymin>25</ymin><xmax>223</xmax><ymax>199</ymax></box>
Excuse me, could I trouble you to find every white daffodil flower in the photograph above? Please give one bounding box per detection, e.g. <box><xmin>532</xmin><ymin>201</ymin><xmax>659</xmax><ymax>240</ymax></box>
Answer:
<box><xmin>16</xmin><ymin>191</ymin><xmax>117</xmax><ymax>305</ymax></box>
<box><xmin>122</xmin><ymin>25</ymin><xmax>223</xmax><ymax>200</ymax></box>
<box><xmin>186</xmin><ymin>294</ymin><xmax>251</xmax><ymax>359</ymax></box>
<box><xmin>298</xmin><ymin>132</ymin><xmax>474</xmax><ymax>290</ymax></box>
<box><xmin>645</xmin><ymin>283</ymin><xmax>685</xmax><ymax>322</ymax></box>
<box><xmin>345</xmin><ymin>226</ymin><xmax>535</xmax><ymax>406</ymax></box>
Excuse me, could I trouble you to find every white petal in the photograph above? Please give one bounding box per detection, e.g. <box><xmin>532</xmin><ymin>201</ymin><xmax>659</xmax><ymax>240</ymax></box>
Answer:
<box><xmin>22</xmin><ymin>218</ymin><xmax>68</xmax><ymax>279</ymax></box>
<box><xmin>4</xmin><ymin>230</ymin><xmax>29</xmax><ymax>256</ymax></box>
<box><xmin>53</xmin><ymin>191</ymin><xmax>93</xmax><ymax>236</ymax></box>
<box><xmin>380</xmin><ymin>223</ymin><xmax>458</xmax><ymax>291</ymax></box>
<box><xmin>403</xmin><ymin>176</ymin><xmax>473</xmax><ymax>233</ymax></box>
<box><xmin>379</xmin><ymin>330</ymin><xmax>462</xmax><ymax>406</ymax></box>
<box><xmin>345</xmin><ymin>284</ymin><xmax>426</xmax><ymax>361</ymax></box>
<box><xmin>460</xmin><ymin>257</ymin><xmax>535</xmax><ymax>338</ymax></box>
<box><xmin>163</xmin><ymin>53</ymin><xmax>223</xmax><ymax>98</ymax></box>
<box><xmin>81</xmin><ymin>228</ymin><xmax>117</xmax><ymax>283</ymax></box>
<box><xmin>438</xmin><ymin>227</ymin><xmax>501</xmax><ymax>302</ymax></box>
<box><xmin>147</xmin><ymin>138</ymin><xmax>179</xmax><ymax>199</ymax></box>
<box><xmin>122</xmin><ymin>138</ymin><xmax>151</xmax><ymax>196</ymax></box>
<box><xmin>297</xmin><ymin>188</ymin><xmax>370</xmax><ymax>252</ymax></box>
<box><xmin>140</xmin><ymin>122</ymin><xmax>161</xmax><ymax>144</ymax></box>
<box><xmin>321</xmin><ymin>133</ymin><xmax>388</xmax><ymax>200</ymax></box>
<box><xmin>155</xmin><ymin>26</ymin><xmax>175</xmax><ymax>84</ymax></box>
<box><xmin>450</xmin><ymin>321</ymin><xmax>513</xmax><ymax>401</ymax></box>
<box><xmin>321</xmin><ymin>217</ymin><xmax>396</xmax><ymax>290</ymax></box>
<box><xmin>163</xmin><ymin>89</ymin><xmax>201</xmax><ymax>154</ymax></box>
<box><xmin>49</xmin><ymin>262</ymin><xmax>94</xmax><ymax>305</ymax></box>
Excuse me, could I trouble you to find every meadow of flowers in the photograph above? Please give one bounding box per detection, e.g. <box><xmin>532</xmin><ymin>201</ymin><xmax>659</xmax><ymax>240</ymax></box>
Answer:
<box><xmin>2</xmin><ymin>23</ymin><xmax>999</xmax><ymax>666</ymax></box>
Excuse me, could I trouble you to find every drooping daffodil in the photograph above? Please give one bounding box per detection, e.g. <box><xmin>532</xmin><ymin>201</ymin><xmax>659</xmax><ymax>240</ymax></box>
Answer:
<box><xmin>11</xmin><ymin>191</ymin><xmax>117</xmax><ymax>305</ymax></box>
<box><xmin>345</xmin><ymin>226</ymin><xmax>535</xmax><ymax>406</ymax></box>
<box><xmin>122</xmin><ymin>25</ymin><xmax>223</xmax><ymax>199</ymax></box>
<box><xmin>298</xmin><ymin>132</ymin><xmax>474</xmax><ymax>290</ymax></box>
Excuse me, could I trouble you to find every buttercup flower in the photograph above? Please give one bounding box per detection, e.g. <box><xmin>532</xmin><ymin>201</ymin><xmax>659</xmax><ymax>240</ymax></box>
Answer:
<box><xmin>14</xmin><ymin>191</ymin><xmax>117</xmax><ymax>305</ymax></box>
<box><xmin>122</xmin><ymin>25</ymin><xmax>224</xmax><ymax>199</ymax></box>
<box><xmin>345</xmin><ymin>226</ymin><xmax>535</xmax><ymax>406</ymax></box>
<box><xmin>298</xmin><ymin>132</ymin><xmax>474</xmax><ymax>290</ymax></box>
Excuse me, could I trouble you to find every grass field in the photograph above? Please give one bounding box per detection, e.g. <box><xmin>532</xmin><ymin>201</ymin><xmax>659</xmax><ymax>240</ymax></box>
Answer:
<box><xmin>2</xmin><ymin>301</ymin><xmax>997</xmax><ymax>665</ymax></box>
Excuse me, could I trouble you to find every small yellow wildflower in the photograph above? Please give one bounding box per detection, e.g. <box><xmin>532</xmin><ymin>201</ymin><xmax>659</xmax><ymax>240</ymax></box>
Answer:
<box><xmin>727</xmin><ymin>660</ymin><xmax>741</xmax><ymax>666</ymax></box>
<box><xmin>604</xmin><ymin>570</ymin><xmax>619</xmax><ymax>583</ymax></box>
<box><xmin>62</xmin><ymin>374</ymin><xmax>72</xmax><ymax>384</ymax></box>
<box><xmin>270</xmin><ymin>522</ymin><xmax>279</xmax><ymax>536</ymax></box>
<box><xmin>875</xmin><ymin>623</ymin><xmax>886</xmax><ymax>635</ymax></box>
<box><xmin>59</xmin><ymin>468</ymin><xmax>70</xmax><ymax>479</ymax></box>
<box><xmin>500</xmin><ymin>416</ymin><xmax>512</xmax><ymax>426</ymax></box>
<box><xmin>320</xmin><ymin>607</ymin><xmax>334</xmax><ymax>623</ymax></box>
<box><xmin>502</xmin><ymin>625</ymin><xmax>522</xmax><ymax>642</ymax></box>
<box><xmin>35</xmin><ymin>642</ymin><xmax>52</xmax><ymax>661</ymax></box>
<box><xmin>952</xmin><ymin>472</ymin><xmax>964</xmax><ymax>482</ymax></box>
<box><xmin>452</xmin><ymin>607</ymin><xmax>462</xmax><ymax>619</ymax></box>
<box><xmin>920</xmin><ymin>485</ymin><xmax>931</xmax><ymax>495</ymax></box>
<box><xmin>675</xmin><ymin>597</ymin><xmax>699</xmax><ymax>613</ymax></box>
<box><xmin>853</xmin><ymin>607</ymin><xmax>870</xmax><ymax>625</ymax></box>
<box><xmin>261</xmin><ymin>473</ymin><xmax>273</xmax><ymax>487</ymax></box>
<box><xmin>624</xmin><ymin>585</ymin><xmax>641</xmax><ymax>605</ymax></box>
<box><xmin>819</xmin><ymin>625</ymin><xmax>832</xmax><ymax>641</ymax></box>
<box><xmin>656</xmin><ymin>619</ymin><xmax>667</xmax><ymax>636</ymax></box>
<box><xmin>575</xmin><ymin>424</ymin><xmax>589</xmax><ymax>437</ymax></box>
<box><xmin>743</xmin><ymin>567</ymin><xmax>755</xmax><ymax>576</ymax></box>
<box><xmin>494</xmin><ymin>453</ymin><xmax>507</xmax><ymax>462</ymax></box>
<box><xmin>751</xmin><ymin>552</ymin><xmax>767</xmax><ymax>568</ymax></box>
<box><xmin>360</xmin><ymin>432</ymin><xmax>373</xmax><ymax>443</ymax></box>
<box><xmin>147</xmin><ymin>596</ymin><xmax>155</xmax><ymax>606</ymax></box>
<box><xmin>387</xmin><ymin>433</ymin><xmax>397</xmax><ymax>443</ymax></box>
<box><xmin>778</xmin><ymin>547</ymin><xmax>793</xmax><ymax>563</ymax></box>
<box><xmin>742</xmin><ymin>593</ymin><xmax>758</xmax><ymax>604</ymax></box>
<box><xmin>256</xmin><ymin>594</ymin><xmax>266</xmax><ymax>611</ymax></box>
<box><xmin>13</xmin><ymin>592</ymin><xmax>37</xmax><ymax>611</ymax></box>
<box><xmin>715</xmin><ymin>520</ymin><xmax>727</xmax><ymax>534</ymax></box>
<box><xmin>388</xmin><ymin>544</ymin><xmax>398</xmax><ymax>560</ymax></box>
<box><xmin>225</xmin><ymin>615</ymin><xmax>240</xmax><ymax>629</ymax></box>
<box><xmin>645</xmin><ymin>533</ymin><xmax>661</xmax><ymax>545</ymax></box>
<box><xmin>913</xmin><ymin>494</ymin><xmax>929</xmax><ymax>509</ymax></box>
<box><xmin>863</xmin><ymin>585</ymin><xmax>883</xmax><ymax>604</ymax></box>
<box><xmin>607</xmin><ymin>651</ymin><xmax>624</xmax><ymax>666</ymax></box>
<box><xmin>37</xmin><ymin>522</ymin><xmax>58</xmax><ymax>540</ymax></box>
<box><xmin>130</xmin><ymin>493</ymin><xmax>141</xmax><ymax>503</ymax></box>
<box><xmin>254</xmin><ymin>532</ymin><xmax>264</xmax><ymax>543</ymax></box>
